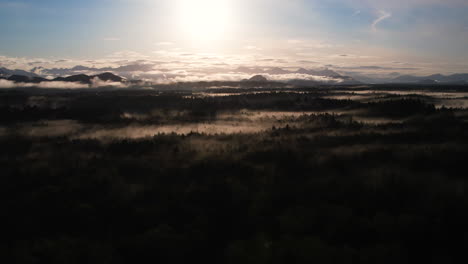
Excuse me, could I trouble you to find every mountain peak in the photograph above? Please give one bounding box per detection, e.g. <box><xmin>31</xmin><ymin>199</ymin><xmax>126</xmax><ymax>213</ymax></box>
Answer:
<box><xmin>7</xmin><ymin>75</ymin><xmax>31</xmax><ymax>83</ymax></box>
<box><xmin>0</xmin><ymin>67</ymin><xmax>39</xmax><ymax>78</ymax></box>
<box><xmin>94</xmin><ymin>72</ymin><xmax>125</xmax><ymax>82</ymax></box>
<box><xmin>248</xmin><ymin>75</ymin><xmax>268</xmax><ymax>82</ymax></box>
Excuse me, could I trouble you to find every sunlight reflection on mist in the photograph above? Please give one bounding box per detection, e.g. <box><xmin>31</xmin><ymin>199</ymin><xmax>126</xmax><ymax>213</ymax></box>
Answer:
<box><xmin>6</xmin><ymin>108</ymin><xmax>407</xmax><ymax>141</ymax></box>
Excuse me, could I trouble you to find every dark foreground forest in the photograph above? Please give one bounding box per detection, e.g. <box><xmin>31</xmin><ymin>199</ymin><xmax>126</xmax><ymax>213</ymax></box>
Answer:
<box><xmin>2</xmin><ymin>84</ymin><xmax>468</xmax><ymax>263</ymax></box>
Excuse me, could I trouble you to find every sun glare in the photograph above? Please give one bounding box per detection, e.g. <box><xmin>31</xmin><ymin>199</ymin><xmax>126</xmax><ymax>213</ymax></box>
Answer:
<box><xmin>177</xmin><ymin>0</ymin><xmax>232</xmax><ymax>42</ymax></box>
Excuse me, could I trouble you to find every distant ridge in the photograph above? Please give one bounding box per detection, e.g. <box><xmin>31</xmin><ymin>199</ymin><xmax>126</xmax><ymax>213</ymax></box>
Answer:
<box><xmin>8</xmin><ymin>75</ymin><xmax>48</xmax><ymax>83</ymax></box>
<box><xmin>2</xmin><ymin>65</ymin><xmax>468</xmax><ymax>86</ymax></box>
<box><xmin>392</xmin><ymin>73</ymin><xmax>468</xmax><ymax>84</ymax></box>
<box><xmin>418</xmin><ymin>79</ymin><xmax>439</xmax><ymax>85</ymax></box>
<box><xmin>7</xmin><ymin>72</ymin><xmax>126</xmax><ymax>84</ymax></box>
<box><xmin>7</xmin><ymin>75</ymin><xmax>32</xmax><ymax>83</ymax></box>
<box><xmin>0</xmin><ymin>67</ymin><xmax>39</xmax><ymax>78</ymax></box>
<box><xmin>248</xmin><ymin>75</ymin><xmax>269</xmax><ymax>82</ymax></box>
<box><xmin>53</xmin><ymin>74</ymin><xmax>92</xmax><ymax>84</ymax></box>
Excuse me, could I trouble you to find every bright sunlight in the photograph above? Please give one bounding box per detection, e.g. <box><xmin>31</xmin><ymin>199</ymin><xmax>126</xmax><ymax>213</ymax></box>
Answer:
<box><xmin>177</xmin><ymin>0</ymin><xmax>233</xmax><ymax>42</ymax></box>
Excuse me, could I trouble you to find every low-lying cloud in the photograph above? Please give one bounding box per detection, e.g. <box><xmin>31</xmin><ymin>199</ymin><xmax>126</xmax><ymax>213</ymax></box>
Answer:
<box><xmin>161</xmin><ymin>72</ymin><xmax>344</xmax><ymax>84</ymax></box>
<box><xmin>0</xmin><ymin>78</ymin><xmax>128</xmax><ymax>89</ymax></box>
<box><xmin>0</xmin><ymin>79</ymin><xmax>85</xmax><ymax>89</ymax></box>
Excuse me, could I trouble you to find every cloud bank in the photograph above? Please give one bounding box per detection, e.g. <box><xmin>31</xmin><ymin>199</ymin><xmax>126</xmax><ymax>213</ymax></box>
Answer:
<box><xmin>0</xmin><ymin>78</ymin><xmax>129</xmax><ymax>89</ymax></box>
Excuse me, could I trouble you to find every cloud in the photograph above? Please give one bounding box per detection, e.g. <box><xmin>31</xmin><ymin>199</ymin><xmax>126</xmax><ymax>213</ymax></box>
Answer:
<box><xmin>329</xmin><ymin>54</ymin><xmax>378</xmax><ymax>59</ymax></box>
<box><xmin>107</xmin><ymin>51</ymin><xmax>149</xmax><ymax>60</ymax></box>
<box><xmin>340</xmin><ymin>65</ymin><xmax>419</xmax><ymax>70</ymax></box>
<box><xmin>372</xmin><ymin>10</ymin><xmax>392</xmax><ymax>32</ymax></box>
<box><xmin>162</xmin><ymin>67</ymin><xmax>346</xmax><ymax>84</ymax></box>
<box><xmin>0</xmin><ymin>78</ymin><xmax>129</xmax><ymax>89</ymax></box>
<box><xmin>170</xmin><ymin>73</ymin><xmax>341</xmax><ymax>84</ymax></box>
<box><xmin>2</xmin><ymin>44</ymin><xmax>468</xmax><ymax>82</ymax></box>
<box><xmin>90</xmin><ymin>77</ymin><xmax>128</xmax><ymax>88</ymax></box>
<box><xmin>266</xmin><ymin>73</ymin><xmax>343</xmax><ymax>83</ymax></box>
<box><xmin>297</xmin><ymin>60</ymin><xmax>319</xmax><ymax>64</ymax></box>
<box><xmin>0</xmin><ymin>79</ymin><xmax>16</xmax><ymax>89</ymax></box>
<box><xmin>0</xmin><ymin>79</ymin><xmax>88</xmax><ymax>89</ymax></box>
<box><xmin>35</xmin><ymin>82</ymin><xmax>89</xmax><ymax>89</ymax></box>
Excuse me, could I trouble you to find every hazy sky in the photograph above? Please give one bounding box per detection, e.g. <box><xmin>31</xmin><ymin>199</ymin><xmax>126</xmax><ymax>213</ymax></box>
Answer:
<box><xmin>1</xmin><ymin>0</ymin><xmax>468</xmax><ymax>76</ymax></box>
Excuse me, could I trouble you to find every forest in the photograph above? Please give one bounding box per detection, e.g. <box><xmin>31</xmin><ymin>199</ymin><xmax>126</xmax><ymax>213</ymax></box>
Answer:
<box><xmin>2</xmin><ymin>84</ymin><xmax>468</xmax><ymax>263</ymax></box>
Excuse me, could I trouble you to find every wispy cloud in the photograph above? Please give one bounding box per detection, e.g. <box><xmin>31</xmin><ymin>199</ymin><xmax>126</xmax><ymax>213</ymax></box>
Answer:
<box><xmin>107</xmin><ymin>51</ymin><xmax>149</xmax><ymax>59</ymax></box>
<box><xmin>103</xmin><ymin>37</ymin><xmax>120</xmax><ymax>41</ymax></box>
<box><xmin>372</xmin><ymin>10</ymin><xmax>392</xmax><ymax>32</ymax></box>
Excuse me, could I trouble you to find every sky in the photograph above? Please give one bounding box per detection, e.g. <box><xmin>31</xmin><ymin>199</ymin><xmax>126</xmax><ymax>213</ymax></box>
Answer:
<box><xmin>1</xmin><ymin>0</ymin><xmax>468</xmax><ymax>80</ymax></box>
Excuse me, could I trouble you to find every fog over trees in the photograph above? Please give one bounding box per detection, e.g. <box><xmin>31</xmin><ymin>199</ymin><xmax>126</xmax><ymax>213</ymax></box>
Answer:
<box><xmin>2</xmin><ymin>83</ymin><xmax>468</xmax><ymax>263</ymax></box>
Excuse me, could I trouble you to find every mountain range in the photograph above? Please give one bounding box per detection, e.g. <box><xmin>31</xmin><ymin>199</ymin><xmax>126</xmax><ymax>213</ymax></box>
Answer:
<box><xmin>0</xmin><ymin>67</ymin><xmax>39</xmax><ymax>78</ymax></box>
<box><xmin>391</xmin><ymin>73</ymin><xmax>468</xmax><ymax>84</ymax></box>
<box><xmin>2</xmin><ymin>72</ymin><xmax>126</xmax><ymax>84</ymax></box>
<box><xmin>53</xmin><ymin>72</ymin><xmax>125</xmax><ymax>84</ymax></box>
<box><xmin>2</xmin><ymin>65</ymin><xmax>468</xmax><ymax>86</ymax></box>
<box><xmin>1</xmin><ymin>66</ymin><xmax>361</xmax><ymax>85</ymax></box>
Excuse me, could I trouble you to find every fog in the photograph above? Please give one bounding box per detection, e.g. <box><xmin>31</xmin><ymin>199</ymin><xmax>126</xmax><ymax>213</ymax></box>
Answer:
<box><xmin>3</xmin><ymin>86</ymin><xmax>468</xmax><ymax>142</ymax></box>
<box><xmin>0</xmin><ymin>78</ymin><xmax>129</xmax><ymax>89</ymax></box>
<box><xmin>8</xmin><ymin>115</ymin><xmax>290</xmax><ymax>140</ymax></box>
<box><xmin>5</xmin><ymin>110</ymin><xmax>406</xmax><ymax>142</ymax></box>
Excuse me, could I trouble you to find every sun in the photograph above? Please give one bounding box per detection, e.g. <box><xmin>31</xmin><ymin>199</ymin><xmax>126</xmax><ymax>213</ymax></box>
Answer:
<box><xmin>177</xmin><ymin>0</ymin><xmax>232</xmax><ymax>41</ymax></box>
